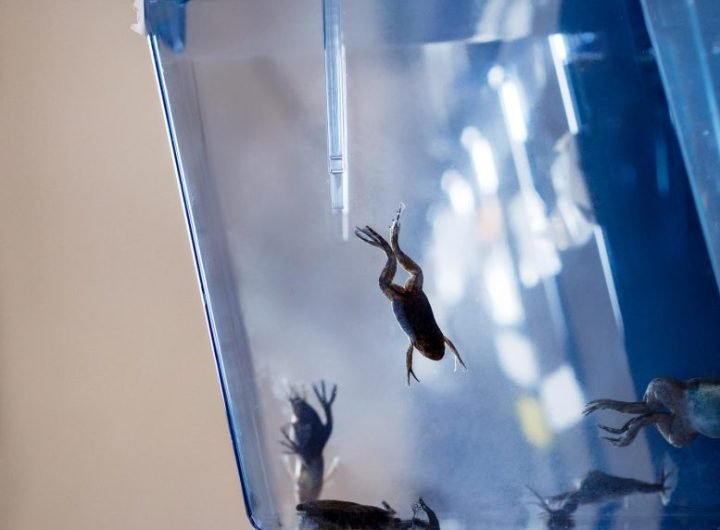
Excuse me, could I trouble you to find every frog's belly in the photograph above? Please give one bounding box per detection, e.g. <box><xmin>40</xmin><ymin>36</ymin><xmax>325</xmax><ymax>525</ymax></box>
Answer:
<box><xmin>391</xmin><ymin>296</ymin><xmax>445</xmax><ymax>353</ymax></box>
<box><xmin>688</xmin><ymin>387</ymin><xmax>720</xmax><ymax>438</ymax></box>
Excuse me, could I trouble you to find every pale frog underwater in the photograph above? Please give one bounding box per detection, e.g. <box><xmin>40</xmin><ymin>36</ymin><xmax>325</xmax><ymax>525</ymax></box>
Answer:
<box><xmin>584</xmin><ymin>377</ymin><xmax>720</xmax><ymax>447</ymax></box>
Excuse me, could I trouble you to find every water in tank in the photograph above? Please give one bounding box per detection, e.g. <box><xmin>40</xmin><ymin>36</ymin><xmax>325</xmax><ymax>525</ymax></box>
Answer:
<box><xmin>144</xmin><ymin>0</ymin><xmax>720</xmax><ymax>528</ymax></box>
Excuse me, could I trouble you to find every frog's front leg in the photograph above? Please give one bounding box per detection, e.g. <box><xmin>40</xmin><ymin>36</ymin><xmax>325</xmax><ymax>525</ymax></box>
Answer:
<box><xmin>354</xmin><ymin>225</ymin><xmax>403</xmax><ymax>301</ymax></box>
<box><xmin>313</xmin><ymin>381</ymin><xmax>337</xmax><ymax>423</ymax></box>
<box><xmin>313</xmin><ymin>381</ymin><xmax>337</xmax><ymax>449</ymax></box>
<box><xmin>406</xmin><ymin>343</ymin><xmax>420</xmax><ymax>385</ymax></box>
<box><xmin>444</xmin><ymin>336</ymin><xmax>467</xmax><ymax>372</ymax></box>
<box><xmin>280</xmin><ymin>425</ymin><xmax>302</xmax><ymax>455</ymax></box>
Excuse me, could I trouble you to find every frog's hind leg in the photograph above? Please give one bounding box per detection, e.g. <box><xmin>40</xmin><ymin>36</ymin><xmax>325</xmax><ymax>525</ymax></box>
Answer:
<box><xmin>597</xmin><ymin>412</ymin><xmax>670</xmax><ymax>447</ymax></box>
<box><xmin>389</xmin><ymin>205</ymin><xmax>424</xmax><ymax>292</ymax></box>
<box><xmin>653</xmin><ymin>414</ymin><xmax>698</xmax><ymax>448</ymax></box>
<box><xmin>355</xmin><ymin>225</ymin><xmax>403</xmax><ymax>301</ymax></box>
<box><xmin>644</xmin><ymin>377</ymin><xmax>686</xmax><ymax>413</ymax></box>
<box><xmin>583</xmin><ymin>399</ymin><xmax>650</xmax><ymax>416</ymax></box>
<box><xmin>444</xmin><ymin>336</ymin><xmax>467</xmax><ymax>372</ymax></box>
<box><xmin>406</xmin><ymin>343</ymin><xmax>420</xmax><ymax>385</ymax></box>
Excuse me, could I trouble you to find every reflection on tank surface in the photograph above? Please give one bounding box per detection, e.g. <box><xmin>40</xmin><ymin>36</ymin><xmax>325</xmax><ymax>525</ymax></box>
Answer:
<box><xmin>355</xmin><ymin>205</ymin><xmax>466</xmax><ymax>384</ymax></box>
<box><xmin>297</xmin><ymin>497</ymin><xmax>439</xmax><ymax>530</ymax></box>
<box><xmin>528</xmin><ymin>468</ymin><xmax>672</xmax><ymax>529</ymax></box>
<box><xmin>585</xmin><ymin>378</ymin><xmax>720</xmax><ymax>447</ymax></box>
<box><xmin>281</xmin><ymin>382</ymin><xmax>338</xmax><ymax>502</ymax></box>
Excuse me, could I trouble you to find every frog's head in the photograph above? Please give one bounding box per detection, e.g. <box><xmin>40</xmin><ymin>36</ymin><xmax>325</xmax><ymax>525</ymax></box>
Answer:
<box><xmin>287</xmin><ymin>386</ymin><xmax>320</xmax><ymax>424</ymax></box>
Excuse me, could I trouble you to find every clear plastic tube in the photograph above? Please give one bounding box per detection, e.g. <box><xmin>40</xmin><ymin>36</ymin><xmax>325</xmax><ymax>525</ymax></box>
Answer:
<box><xmin>323</xmin><ymin>0</ymin><xmax>349</xmax><ymax>227</ymax></box>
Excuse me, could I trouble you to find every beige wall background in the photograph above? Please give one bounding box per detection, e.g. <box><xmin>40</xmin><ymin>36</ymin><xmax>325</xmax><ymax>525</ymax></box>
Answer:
<box><xmin>0</xmin><ymin>2</ymin><xmax>252</xmax><ymax>529</ymax></box>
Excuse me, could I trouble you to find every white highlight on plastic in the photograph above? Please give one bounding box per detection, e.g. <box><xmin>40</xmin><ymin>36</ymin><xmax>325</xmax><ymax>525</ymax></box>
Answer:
<box><xmin>441</xmin><ymin>169</ymin><xmax>476</xmax><ymax>216</ymax></box>
<box><xmin>540</xmin><ymin>364</ymin><xmax>585</xmax><ymax>431</ymax></box>
<box><xmin>483</xmin><ymin>245</ymin><xmax>524</xmax><ymax>326</ymax></box>
<box><xmin>594</xmin><ymin>226</ymin><xmax>624</xmax><ymax>335</ymax></box>
<box><xmin>461</xmin><ymin>127</ymin><xmax>499</xmax><ymax>195</ymax></box>
<box><xmin>487</xmin><ymin>65</ymin><xmax>505</xmax><ymax>89</ymax></box>
<box><xmin>499</xmin><ymin>81</ymin><xmax>528</xmax><ymax>143</ymax></box>
<box><xmin>549</xmin><ymin>34</ymin><xmax>580</xmax><ymax>134</ymax></box>
<box><xmin>495</xmin><ymin>331</ymin><xmax>539</xmax><ymax>388</ymax></box>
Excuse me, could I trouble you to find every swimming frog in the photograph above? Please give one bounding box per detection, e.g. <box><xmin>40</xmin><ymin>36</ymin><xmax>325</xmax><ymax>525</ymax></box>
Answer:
<box><xmin>355</xmin><ymin>205</ymin><xmax>467</xmax><ymax>384</ymax></box>
<box><xmin>584</xmin><ymin>377</ymin><xmax>720</xmax><ymax>447</ymax></box>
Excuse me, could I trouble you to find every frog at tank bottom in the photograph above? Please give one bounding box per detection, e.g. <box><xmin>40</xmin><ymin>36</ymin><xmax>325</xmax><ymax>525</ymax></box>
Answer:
<box><xmin>280</xmin><ymin>381</ymin><xmax>338</xmax><ymax>502</ymax></box>
<box><xmin>528</xmin><ymin>468</ymin><xmax>672</xmax><ymax>529</ymax></box>
<box><xmin>355</xmin><ymin>205</ymin><xmax>466</xmax><ymax>384</ymax></box>
<box><xmin>584</xmin><ymin>377</ymin><xmax>720</xmax><ymax>447</ymax></box>
<box><xmin>297</xmin><ymin>497</ymin><xmax>439</xmax><ymax>530</ymax></box>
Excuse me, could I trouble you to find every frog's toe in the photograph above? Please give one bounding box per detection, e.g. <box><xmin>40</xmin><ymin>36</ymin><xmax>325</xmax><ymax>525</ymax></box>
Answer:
<box><xmin>601</xmin><ymin>435</ymin><xmax>625</xmax><ymax>446</ymax></box>
<box><xmin>407</xmin><ymin>368</ymin><xmax>420</xmax><ymax>385</ymax></box>
<box><xmin>354</xmin><ymin>226</ymin><xmax>386</xmax><ymax>248</ymax></box>
<box><xmin>583</xmin><ymin>400</ymin><xmax>604</xmax><ymax>415</ymax></box>
<box><xmin>597</xmin><ymin>423</ymin><xmax>626</xmax><ymax>435</ymax></box>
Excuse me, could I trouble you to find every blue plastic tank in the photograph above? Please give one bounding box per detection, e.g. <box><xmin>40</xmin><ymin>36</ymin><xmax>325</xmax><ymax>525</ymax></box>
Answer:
<box><xmin>145</xmin><ymin>0</ymin><xmax>720</xmax><ymax>528</ymax></box>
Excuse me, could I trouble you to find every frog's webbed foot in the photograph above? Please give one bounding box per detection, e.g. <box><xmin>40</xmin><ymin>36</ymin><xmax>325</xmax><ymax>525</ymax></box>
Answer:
<box><xmin>280</xmin><ymin>425</ymin><xmax>301</xmax><ymax>455</ymax></box>
<box><xmin>313</xmin><ymin>380</ymin><xmax>337</xmax><ymax>410</ymax></box>
<box><xmin>389</xmin><ymin>203</ymin><xmax>405</xmax><ymax>251</ymax></box>
<box><xmin>444</xmin><ymin>336</ymin><xmax>467</xmax><ymax>372</ymax></box>
<box><xmin>583</xmin><ymin>399</ymin><xmax>649</xmax><ymax>416</ymax></box>
<box><xmin>597</xmin><ymin>412</ymin><xmax>669</xmax><ymax>447</ymax></box>
<box><xmin>406</xmin><ymin>343</ymin><xmax>420</xmax><ymax>385</ymax></box>
<box><xmin>354</xmin><ymin>226</ymin><xmax>392</xmax><ymax>252</ymax></box>
<box><xmin>389</xmin><ymin>202</ymin><xmax>406</xmax><ymax>229</ymax></box>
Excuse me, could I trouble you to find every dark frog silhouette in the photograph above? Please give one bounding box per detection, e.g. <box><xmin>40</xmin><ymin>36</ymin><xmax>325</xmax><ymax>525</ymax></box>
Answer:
<box><xmin>297</xmin><ymin>497</ymin><xmax>439</xmax><ymax>530</ymax></box>
<box><xmin>355</xmin><ymin>205</ymin><xmax>466</xmax><ymax>384</ymax></box>
<box><xmin>528</xmin><ymin>468</ymin><xmax>673</xmax><ymax>529</ymax></box>
<box><xmin>280</xmin><ymin>381</ymin><xmax>337</xmax><ymax>502</ymax></box>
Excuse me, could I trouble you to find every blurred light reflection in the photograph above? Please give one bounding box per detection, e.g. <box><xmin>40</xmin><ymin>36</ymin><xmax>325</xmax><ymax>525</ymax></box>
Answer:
<box><xmin>594</xmin><ymin>226</ymin><xmax>624</xmax><ymax>334</ymax></box>
<box><xmin>484</xmin><ymin>245</ymin><xmax>525</xmax><ymax>325</ymax></box>
<box><xmin>495</xmin><ymin>331</ymin><xmax>539</xmax><ymax>388</ymax></box>
<box><xmin>549</xmin><ymin>33</ymin><xmax>580</xmax><ymax>134</ymax></box>
<box><xmin>509</xmin><ymin>190</ymin><xmax>562</xmax><ymax>287</ymax></box>
<box><xmin>516</xmin><ymin>395</ymin><xmax>552</xmax><ymax>448</ymax></box>
<box><xmin>441</xmin><ymin>169</ymin><xmax>476</xmax><ymax>216</ymax></box>
<box><xmin>540</xmin><ymin>364</ymin><xmax>585</xmax><ymax>432</ymax></box>
<box><xmin>460</xmin><ymin>127</ymin><xmax>499</xmax><ymax>195</ymax></box>
<box><xmin>500</xmin><ymin>81</ymin><xmax>528</xmax><ymax>142</ymax></box>
<box><xmin>427</xmin><ymin>206</ymin><xmax>474</xmax><ymax>310</ymax></box>
<box><xmin>548</xmin><ymin>134</ymin><xmax>595</xmax><ymax>249</ymax></box>
<box><xmin>487</xmin><ymin>65</ymin><xmax>505</xmax><ymax>88</ymax></box>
